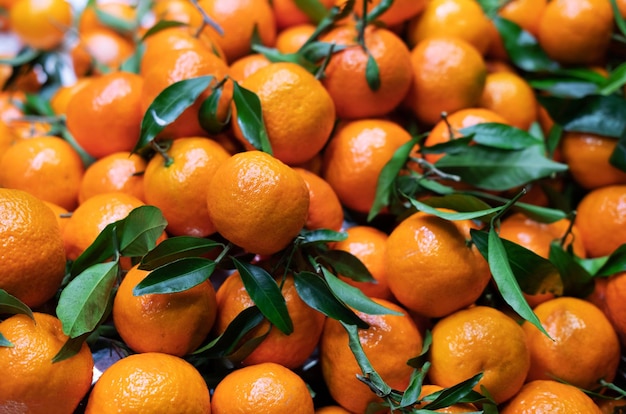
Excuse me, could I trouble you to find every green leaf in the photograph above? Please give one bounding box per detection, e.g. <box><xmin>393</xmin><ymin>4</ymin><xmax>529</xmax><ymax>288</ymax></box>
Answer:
<box><xmin>119</xmin><ymin>42</ymin><xmax>143</xmax><ymax>74</ymax></box>
<box><xmin>0</xmin><ymin>333</ymin><xmax>12</xmax><ymax>347</ymax></box>
<box><xmin>298</xmin><ymin>41</ymin><xmax>346</xmax><ymax>63</ymax></box>
<box><xmin>322</xmin><ymin>268</ymin><xmax>402</xmax><ymax>316</ymax></box>
<box><xmin>435</xmin><ymin>145</ymin><xmax>568</xmax><ymax>191</ymax></box>
<box><xmin>609</xmin><ymin>126</ymin><xmax>626</xmax><ymax>172</ymax></box>
<box><xmin>139</xmin><ymin>236</ymin><xmax>222</xmax><ymax>270</ymax></box>
<box><xmin>594</xmin><ymin>244</ymin><xmax>626</xmax><ymax>276</ymax></box>
<box><xmin>342</xmin><ymin>322</ymin><xmax>392</xmax><ymax>397</ymax></box>
<box><xmin>368</xmin><ymin>136</ymin><xmax>420</xmax><ymax>221</ymax></box>
<box><xmin>231</xmin><ymin>81</ymin><xmax>272</xmax><ymax>154</ymax></box>
<box><xmin>192</xmin><ymin>306</ymin><xmax>264</xmax><ymax>357</ymax></box>
<box><xmin>545</xmin><ymin>123</ymin><xmax>563</xmax><ymax>160</ymax></box>
<box><xmin>420</xmin><ymin>136</ymin><xmax>474</xmax><ymax>156</ymax></box>
<box><xmin>418</xmin><ymin>193</ymin><xmax>498</xmax><ymax>222</ymax></box>
<box><xmin>538</xmin><ymin>94</ymin><xmax>626</xmax><ymax>138</ymax></box>
<box><xmin>408</xmin><ymin>197</ymin><xmax>503</xmax><ymax>221</ymax></box>
<box><xmin>549</xmin><ymin>243</ymin><xmax>594</xmax><ymax>297</ymax></box>
<box><xmin>407</xmin><ymin>330</ymin><xmax>432</xmax><ymax>369</ymax></box>
<box><xmin>366</xmin><ymin>0</ymin><xmax>393</xmax><ymax>21</ymax></box>
<box><xmin>93</xmin><ymin>4</ymin><xmax>137</xmax><ymax>33</ymax></box>
<box><xmin>294</xmin><ymin>271</ymin><xmax>368</xmax><ymax>328</ymax></box>
<box><xmin>141</xmin><ymin>20</ymin><xmax>188</xmax><ymax>41</ymax></box>
<box><xmin>365</xmin><ymin>53</ymin><xmax>381</xmax><ymax>91</ymax></box>
<box><xmin>460</xmin><ymin>123</ymin><xmax>543</xmax><ymax>150</ymax></box>
<box><xmin>528</xmin><ymin>78</ymin><xmax>598</xmax><ymax>99</ymax></box>
<box><xmin>233</xmin><ymin>259</ymin><xmax>293</xmax><ymax>335</ymax></box>
<box><xmin>0</xmin><ymin>48</ymin><xmax>40</xmax><ymax>66</ymax></box>
<box><xmin>135</xmin><ymin>76</ymin><xmax>215</xmax><ymax>152</ymax></box>
<box><xmin>422</xmin><ymin>372</ymin><xmax>484</xmax><ymax>411</ymax></box>
<box><xmin>318</xmin><ymin>249</ymin><xmax>375</xmax><ymax>282</ymax></box>
<box><xmin>400</xmin><ymin>363</ymin><xmax>429</xmax><ymax>408</ymax></box>
<box><xmin>298</xmin><ymin>228</ymin><xmax>348</xmax><ymax>245</ymax></box>
<box><xmin>293</xmin><ymin>0</ymin><xmax>329</xmax><ymax>23</ymax></box>
<box><xmin>462</xmin><ymin>190</ymin><xmax>568</xmax><ymax>223</ymax></box>
<box><xmin>493</xmin><ymin>16</ymin><xmax>559</xmax><ymax>72</ymax></box>
<box><xmin>301</xmin><ymin>1</ymin><xmax>354</xmax><ymax>50</ymax></box>
<box><xmin>56</xmin><ymin>261</ymin><xmax>119</xmax><ymax>338</ymax></box>
<box><xmin>118</xmin><ymin>205</ymin><xmax>167</xmax><ymax>257</ymax></box>
<box><xmin>0</xmin><ymin>289</ymin><xmax>33</xmax><ymax>319</ymax></box>
<box><xmin>198</xmin><ymin>86</ymin><xmax>230</xmax><ymax>134</ymax></box>
<box><xmin>599</xmin><ymin>62</ymin><xmax>626</xmax><ymax>95</ymax></box>
<box><xmin>473</xmin><ymin>228</ymin><xmax>550</xmax><ymax>337</ymax></box>
<box><xmin>52</xmin><ymin>332</ymin><xmax>92</xmax><ymax>363</ymax></box>
<box><xmin>610</xmin><ymin>0</ymin><xmax>626</xmax><ymax>37</ymax></box>
<box><xmin>23</xmin><ymin>93</ymin><xmax>55</xmax><ymax>116</ymax></box>
<box><xmin>133</xmin><ymin>258</ymin><xmax>216</xmax><ymax>295</ymax></box>
<box><xmin>70</xmin><ymin>222</ymin><xmax>117</xmax><ymax>278</ymax></box>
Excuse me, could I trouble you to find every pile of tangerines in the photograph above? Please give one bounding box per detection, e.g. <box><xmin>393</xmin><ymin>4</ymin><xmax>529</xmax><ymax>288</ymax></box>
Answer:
<box><xmin>1</xmin><ymin>0</ymin><xmax>626</xmax><ymax>412</ymax></box>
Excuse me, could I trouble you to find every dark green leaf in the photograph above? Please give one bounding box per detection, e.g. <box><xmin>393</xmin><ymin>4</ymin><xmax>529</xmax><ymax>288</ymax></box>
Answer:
<box><xmin>553</xmin><ymin>67</ymin><xmax>608</xmax><ymax>84</ymax></box>
<box><xmin>301</xmin><ymin>1</ymin><xmax>354</xmax><ymax>49</ymax></box>
<box><xmin>318</xmin><ymin>249</ymin><xmax>374</xmax><ymax>282</ymax></box>
<box><xmin>198</xmin><ymin>86</ymin><xmax>230</xmax><ymax>134</ymax></box>
<box><xmin>93</xmin><ymin>4</ymin><xmax>137</xmax><ymax>33</ymax></box>
<box><xmin>435</xmin><ymin>145</ymin><xmax>568</xmax><ymax>191</ymax></box>
<box><xmin>408</xmin><ymin>197</ymin><xmax>503</xmax><ymax>221</ymax></box>
<box><xmin>52</xmin><ymin>332</ymin><xmax>91</xmax><ymax>363</ymax></box>
<box><xmin>549</xmin><ymin>243</ymin><xmax>594</xmax><ymax>297</ymax></box>
<box><xmin>141</xmin><ymin>20</ymin><xmax>188</xmax><ymax>41</ymax></box>
<box><xmin>342</xmin><ymin>322</ymin><xmax>392</xmax><ymax>396</ymax></box>
<box><xmin>473</xmin><ymin>228</ymin><xmax>550</xmax><ymax>336</ymax></box>
<box><xmin>231</xmin><ymin>81</ymin><xmax>272</xmax><ymax>154</ymax></box>
<box><xmin>599</xmin><ymin>62</ymin><xmax>626</xmax><ymax>96</ymax></box>
<box><xmin>400</xmin><ymin>363</ymin><xmax>429</xmax><ymax>408</ymax></box>
<box><xmin>293</xmin><ymin>0</ymin><xmax>329</xmax><ymax>23</ymax></box>
<box><xmin>611</xmin><ymin>0</ymin><xmax>626</xmax><ymax>37</ymax></box>
<box><xmin>609</xmin><ymin>126</ymin><xmax>626</xmax><ymax>172</ymax></box>
<box><xmin>119</xmin><ymin>42</ymin><xmax>143</xmax><ymax>74</ymax></box>
<box><xmin>529</xmin><ymin>78</ymin><xmax>599</xmax><ymax>99</ymax></box>
<box><xmin>135</xmin><ymin>76</ymin><xmax>215</xmax><ymax>152</ymax></box>
<box><xmin>139</xmin><ymin>236</ymin><xmax>222</xmax><ymax>270</ymax></box>
<box><xmin>70</xmin><ymin>222</ymin><xmax>117</xmax><ymax>278</ymax></box>
<box><xmin>226</xmin><ymin>326</ymin><xmax>271</xmax><ymax>365</ymax></box>
<box><xmin>545</xmin><ymin>123</ymin><xmax>563</xmax><ymax>160</ymax></box>
<box><xmin>365</xmin><ymin>53</ymin><xmax>381</xmax><ymax>91</ymax></box>
<box><xmin>234</xmin><ymin>259</ymin><xmax>293</xmax><ymax>335</ymax></box>
<box><xmin>493</xmin><ymin>16</ymin><xmax>559</xmax><ymax>72</ymax></box>
<box><xmin>192</xmin><ymin>306</ymin><xmax>264</xmax><ymax>357</ymax></box>
<box><xmin>252</xmin><ymin>44</ymin><xmax>305</xmax><ymax>67</ymax></box>
<box><xmin>0</xmin><ymin>289</ymin><xmax>33</xmax><ymax>319</ymax></box>
<box><xmin>294</xmin><ymin>271</ymin><xmax>368</xmax><ymax>328</ymax></box>
<box><xmin>418</xmin><ymin>193</ymin><xmax>498</xmax><ymax>222</ymax></box>
<box><xmin>462</xmin><ymin>190</ymin><xmax>568</xmax><ymax>223</ymax></box>
<box><xmin>133</xmin><ymin>258</ymin><xmax>216</xmax><ymax>295</ymax></box>
<box><xmin>23</xmin><ymin>93</ymin><xmax>55</xmax><ymax>116</ymax></box>
<box><xmin>298</xmin><ymin>41</ymin><xmax>346</xmax><ymax>63</ymax></box>
<box><xmin>368</xmin><ymin>136</ymin><xmax>420</xmax><ymax>221</ymax></box>
<box><xmin>0</xmin><ymin>48</ymin><xmax>40</xmax><ymax>66</ymax></box>
<box><xmin>0</xmin><ymin>333</ymin><xmax>12</xmax><ymax>347</ymax></box>
<box><xmin>422</xmin><ymin>372</ymin><xmax>484</xmax><ymax>410</ymax></box>
<box><xmin>366</xmin><ymin>0</ymin><xmax>393</xmax><ymax>21</ymax></box>
<box><xmin>420</xmin><ymin>137</ymin><xmax>473</xmax><ymax>156</ymax></box>
<box><xmin>298</xmin><ymin>228</ymin><xmax>348</xmax><ymax>245</ymax></box>
<box><xmin>322</xmin><ymin>268</ymin><xmax>402</xmax><ymax>316</ymax></box>
<box><xmin>594</xmin><ymin>244</ymin><xmax>626</xmax><ymax>276</ymax></box>
<box><xmin>407</xmin><ymin>330</ymin><xmax>432</xmax><ymax>369</ymax></box>
<box><xmin>575</xmin><ymin>256</ymin><xmax>609</xmax><ymax>276</ymax></box>
<box><xmin>538</xmin><ymin>94</ymin><xmax>626</xmax><ymax>138</ymax></box>
<box><xmin>118</xmin><ymin>205</ymin><xmax>167</xmax><ymax>257</ymax></box>
<box><xmin>57</xmin><ymin>261</ymin><xmax>119</xmax><ymax>338</ymax></box>
<box><xmin>460</xmin><ymin>123</ymin><xmax>543</xmax><ymax>150</ymax></box>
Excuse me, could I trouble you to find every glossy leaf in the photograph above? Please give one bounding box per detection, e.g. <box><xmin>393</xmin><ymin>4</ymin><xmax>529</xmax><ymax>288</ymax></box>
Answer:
<box><xmin>300</xmin><ymin>0</ymin><xmax>354</xmax><ymax>50</ymax></box>
<box><xmin>135</xmin><ymin>76</ymin><xmax>215</xmax><ymax>152</ymax></box>
<box><xmin>549</xmin><ymin>243</ymin><xmax>594</xmax><ymax>297</ymax></box>
<box><xmin>435</xmin><ymin>145</ymin><xmax>568</xmax><ymax>191</ymax></box>
<box><xmin>141</xmin><ymin>20</ymin><xmax>188</xmax><ymax>41</ymax></box>
<box><xmin>420</xmin><ymin>137</ymin><xmax>473</xmax><ymax>156</ymax></box>
<box><xmin>599</xmin><ymin>63</ymin><xmax>626</xmax><ymax>96</ymax></box>
<box><xmin>408</xmin><ymin>197</ymin><xmax>503</xmax><ymax>221</ymax></box>
<box><xmin>299</xmin><ymin>41</ymin><xmax>346</xmax><ymax>63</ymax></box>
<box><xmin>460</xmin><ymin>123</ymin><xmax>543</xmax><ymax>150</ymax></box>
<box><xmin>133</xmin><ymin>257</ymin><xmax>216</xmax><ymax>295</ymax></box>
<box><xmin>462</xmin><ymin>191</ymin><xmax>568</xmax><ymax>223</ymax></box>
<box><xmin>369</xmin><ymin>136</ymin><xmax>421</xmax><ymax>221</ymax></box>
<box><xmin>407</xmin><ymin>330</ymin><xmax>432</xmax><ymax>369</ymax></box>
<box><xmin>298</xmin><ymin>228</ymin><xmax>348</xmax><ymax>245</ymax></box>
<box><xmin>609</xmin><ymin>126</ymin><xmax>626</xmax><ymax>172</ymax></box>
<box><xmin>231</xmin><ymin>81</ymin><xmax>272</xmax><ymax>154</ymax></box>
<box><xmin>192</xmin><ymin>306</ymin><xmax>264</xmax><ymax>357</ymax></box>
<box><xmin>322</xmin><ymin>268</ymin><xmax>402</xmax><ymax>316</ymax></box>
<box><xmin>528</xmin><ymin>78</ymin><xmax>598</xmax><ymax>99</ymax></box>
<box><xmin>294</xmin><ymin>271</ymin><xmax>368</xmax><ymax>328</ymax></box>
<box><xmin>0</xmin><ymin>289</ymin><xmax>33</xmax><ymax>319</ymax></box>
<box><xmin>57</xmin><ymin>261</ymin><xmax>119</xmax><ymax>338</ymax></box>
<box><xmin>538</xmin><ymin>94</ymin><xmax>626</xmax><ymax>138</ymax></box>
<box><xmin>198</xmin><ymin>86</ymin><xmax>230</xmax><ymax>134</ymax></box>
<box><xmin>139</xmin><ymin>236</ymin><xmax>222</xmax><ymax>270</ymax></box>
<box><xmin>365</xmin><ymin>53</ymin><xmax>381</xmax><ymax>91</ymax></box>
<box><xmin>493</xmin><ymin>16</ymin><xmax>559</xmax><ymax>72</ymax></box>
<box><xmin>317</xmin><ymin>249</ymin><xmax>374</xmax><ymax>282</ymax></box>
<box><xmin>472</xmin><ymin>228</ymin><xmax>550</xmax><ymax>337</ymax></box>
<box><xmin>52</xmin><ymin>332</ymin><xmax>92</xmax><ymax>363</ymax></box>
<box><xmin>611</xmin><ymin>0</ymin><xmax>626</xmax><ymax>36</ymax></box>
<box><xmin>293</xmin><ymin>0</ymin><xmax>329</xmax><ymax>22</ymax></box>
<box><xmin>24</xmin><ymin>93</ymin><xmax>55</xmax><ymax>116</ymax></box>
<box><xmin>418</xmin><ymin>193</ymin><xmax>497</xmax><ymax>221</ymax></box>
<box><xmin>422</xmin><ymin>372</ymin><xmax>484</xmax><ymax>410</ymax></box>
<box><xmin>234</xmin><ymin>259</ymin><xmax>293</xmax><ymax>335</ymax></box>
<box><xmin>0</xmin><ymin>333</ymin><xmax>12</xmax><ymax>347</ymax></box>
<box><xmin>593</xmin><ymin>244</ymin><xmax>626</xmax><ymax>276</ymax></box>
<box><xmin>118</xmin><ymin>205</ymin><xmax>167</xmax><ymax>257</ymax></box>
<box><xmin>70</xmin><ymin>222</ymin><xmax>117</xmax><ymax>278</ymax></box>
<box><xmin>400</xmin><ymin>363</ymin><xmax>429</xmax><ymax>408</ymax></box>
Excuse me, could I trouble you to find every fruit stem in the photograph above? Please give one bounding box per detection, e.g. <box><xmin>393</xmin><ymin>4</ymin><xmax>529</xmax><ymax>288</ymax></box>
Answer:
<box><xmin>150</xmin><ymin>140</ymin><xmax>174</xmax><ymax>167</ymax></box>
<box><xmin>189</xmin><ymin>0</ymin><xmax>224</xmax><ymax>37</ymax></box>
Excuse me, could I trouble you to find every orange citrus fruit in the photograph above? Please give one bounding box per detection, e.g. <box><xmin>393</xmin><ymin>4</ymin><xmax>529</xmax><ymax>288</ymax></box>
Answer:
<box><xmin>0</xmin><ymin>136</ymin><xmax>84</xmax><ymax>210</ymax></box>
<box><xmin>214</xmin><ymin>271</ymin><xmax>325</xmax><ymax>369</ymax></box>
<box><xmin>603</xmin><ymin>272</ymin><xmax>626</xmax><ymax>346</ymax></box>
<box><xmin>228</xmin><ymin>53</ymin><xmax>271</xmax><ymax>82</ymax></box>
<box><xmin>501</xmin><ymin>380</ymin><xmax>603</xmax><ymax>413</ymax></box>
<box><xmin>294</xmin><ymin>167</ymin><xmax>344</xmax><ymax>232</ymax></box>
<box><xmin>385</xmin><ymin>210</ymin><xmax>491</xmax><ymax>318</ymax></box>
<box><xmin>143</xmin><ymin>137</ymin><xmax>230</xmax><ymax>237</ymax></box>
<box><xmin>275</xmin><ymin>23</ymin><xmax>316</xmax><ymax>54</ymax></box>
<box><xmin>405</xmin><ymin>36</ymin><xmax>487</xmax><ymax>126</ymax></box>
<box><xmin>233</xmin><ymin>62</ymin><xmax>336</xmax><ymax>165</ymax></box>
<box><xmin>523</xmin><ymin>296</ymin><xmax>620</xmax><ymax>390</ymax></box>
<box><xmin>113</xmin><ymin>264</ymin><xmax>218</xmax><ymax>356</ymax></box>
<box><xmin>70</xmin><ymin>27</ymin><xmax>135</xmax><ymax>75</ymax></box>
<box><xmin>478</xmin><ymin>71</ymin><xmax>538</xmax><ymax>131</ymax></box>
<box><xmin>77</xmin><ymin>0</ymin><xmax>136</xmax><ymax>35</ymax></box>
<box><xmin>0</xmin><ymin>188</ymin><xmax>66</xmax><ymax>308</ymax></box>
<box><xmin>272</xmin><ymin>0</ymin><xmax>335</xmax><ymax>29</ymax></box>
<box><xmin>429</xmin><ymin>306</ymin><xmax>531</xmax><ymax>404</ymax></box>
<box><xmin>320</xmin><ymin>298</ymin><xmax>423</xmax><ymax>413</ymax></box>
<box><xmin>85</xmin><ymin>352</ymin><xmax>211</xmax><ymax>413</ymax></box>
<box><xmin>49</xmin><ymin>77</ymin><xmax>91</xmax><ymax>115</ymax></box>
<box><xmin>351</xmin><ymin>0</ymin><xmax>427</xmax><ymax>27</ymax></box>
<box><xmin>206</xmin><ymin>151</ymin><xmax>309</xmax><ymax>255</ymax></box>
<box><xmin>0</xmin><ymin>312</ymin><xmax>94</xmax><ymax>414</ymax></box>
<box><xmin>8</xmin><ymin>0</ymin><xmax>72</xmax><ymax>50</ymax></box>
<box><xmin>211</xmin><ymin>362</ymin><xmax>314</xmax><ymax>413</ymax></box>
